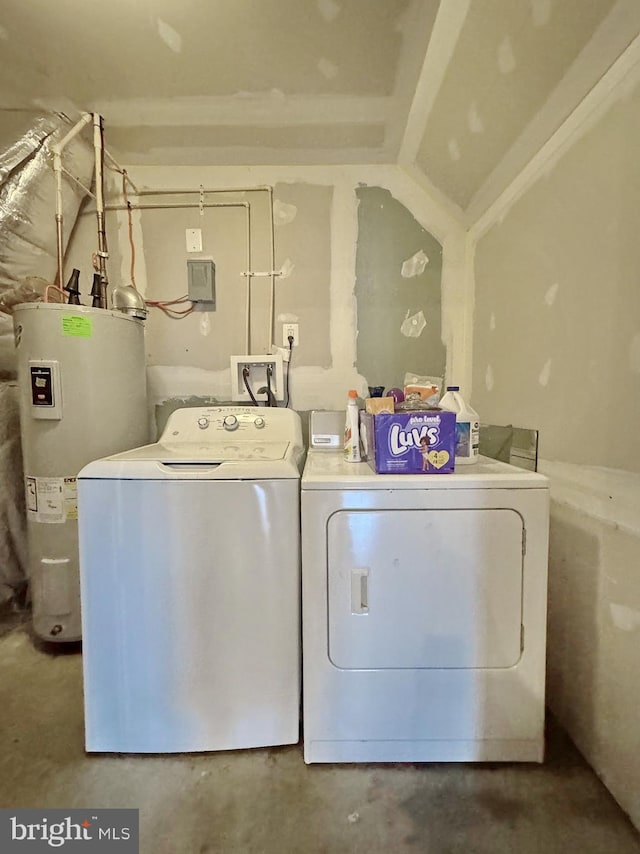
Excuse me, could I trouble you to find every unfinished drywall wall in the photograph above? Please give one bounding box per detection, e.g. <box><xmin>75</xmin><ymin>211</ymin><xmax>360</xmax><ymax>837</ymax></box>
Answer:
<box><xmin>472</xmin><ymin>76</ymin><xmax>640</xmax><ymax>473</ymax></box>
<box><xmin>355</xmin><ymin>186</ymin><xmax>445</xmax><ymax>390</ymax></box>
<box><xmin>135</xmin><ymin>183</ymin><xmax>331</xmax><ymax>371</ymax></box>
<box><xmin>136</xmin><ymin>189</ymin><xmax>280</xmax><ymax>365</ymax></box>
<box><xmin>470</xmin><ymin>60</ymin><xmax>640</xmax><ymax>831</ymax></box>
<box><xmin>75</xmin><ymin>165</ymin><xmax>466</xmax><ymax>427</ymax></box>
<box><xmin>414</xmin><ymin>0</ymin><xmax>616</xmax><ymax>210</ymax></box>
<box><xmin>543</xmin><ymin>464</ymin><xmax>640</xmax><ymax>829</ymax></box>
<box><xmin>272</xmin><ymin>182</ymin><xmax>332</xmax><ymax>368</ymax></box>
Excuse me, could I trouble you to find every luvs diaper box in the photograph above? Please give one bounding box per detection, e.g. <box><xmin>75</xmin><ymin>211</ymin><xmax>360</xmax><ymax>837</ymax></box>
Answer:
<box><xmin>361</xmin><ymin>410</ymin><xmax>456</xmax><ymax>474</ymax></box>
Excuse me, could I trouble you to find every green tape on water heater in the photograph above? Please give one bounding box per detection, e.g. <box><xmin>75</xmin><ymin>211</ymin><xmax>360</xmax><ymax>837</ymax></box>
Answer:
<box><xmin>62</xmin><ymin>315</ymin><xmax>92</xmax><ymax>338</ymax></box>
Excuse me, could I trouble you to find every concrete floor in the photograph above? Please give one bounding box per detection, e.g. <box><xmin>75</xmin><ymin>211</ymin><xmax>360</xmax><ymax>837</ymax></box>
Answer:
<box><xmin>1</xmin><ymin>625</ymin><xmax>639</xmax><ymax>854</ymax></box>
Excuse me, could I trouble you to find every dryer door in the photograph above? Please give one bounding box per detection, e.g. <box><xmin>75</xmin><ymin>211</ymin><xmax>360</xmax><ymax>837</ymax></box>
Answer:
<box><xmin>327</xmin><ymin>508</ymin><xmax>523</xmax><ymax>669</ymax></box>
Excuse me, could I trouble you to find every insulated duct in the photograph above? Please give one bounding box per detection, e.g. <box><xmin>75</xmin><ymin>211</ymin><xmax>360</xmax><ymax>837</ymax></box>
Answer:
<box><xmin>0</xmin><ymin>113</ymin><xmax>94</xmax><ymax>375</ymax></box>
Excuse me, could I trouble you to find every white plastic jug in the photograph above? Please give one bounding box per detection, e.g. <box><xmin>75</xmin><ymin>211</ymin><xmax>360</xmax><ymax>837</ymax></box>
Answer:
<box><xmin>439</xmin><ymin>386</ymin><xmax>479</xmax><ymax>465</ymax></box>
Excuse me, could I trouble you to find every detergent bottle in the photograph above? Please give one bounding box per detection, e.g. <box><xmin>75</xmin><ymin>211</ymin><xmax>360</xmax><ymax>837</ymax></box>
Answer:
<box><xmin>439</xmin><ymin>386</ymin><xmax>479</xmax><ymax>465</ymax></box>
<box><xmin>344</xmin><ymin>390</ymin><xmax>361</xmax><ymax>463</ymax></box>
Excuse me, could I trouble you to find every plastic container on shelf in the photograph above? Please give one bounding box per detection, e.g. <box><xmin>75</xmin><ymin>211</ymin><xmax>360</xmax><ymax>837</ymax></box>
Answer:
<box><xmin>344</xmin><ymin>389</ymin><xmax>361</xmax><ymax>463</ymax></box>
<box><xmin>439</xmin><ymin>386</ymin><xmax>479</xmax><ymax>465</ymax></box>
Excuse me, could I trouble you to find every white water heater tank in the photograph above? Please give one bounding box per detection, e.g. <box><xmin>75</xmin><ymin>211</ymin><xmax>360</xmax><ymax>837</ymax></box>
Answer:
<box><xmin>13</xmin><ymin>303</ymin><xmax>148</xmax><ymax>642</ymax></box>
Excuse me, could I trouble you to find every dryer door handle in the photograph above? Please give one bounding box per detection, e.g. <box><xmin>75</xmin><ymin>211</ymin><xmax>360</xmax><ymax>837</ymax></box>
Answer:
<box><xmin>351</xmin><ymin>568</ymin><xmax>369</xmax><ymax>615</ymax></box>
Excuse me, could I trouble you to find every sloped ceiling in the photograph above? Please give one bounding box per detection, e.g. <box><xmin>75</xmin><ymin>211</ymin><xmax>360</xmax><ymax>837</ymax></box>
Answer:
<box><xmin>0</xmin><ymin>0</ymin><xmax>638</xmax><ymax>220</ymax></box>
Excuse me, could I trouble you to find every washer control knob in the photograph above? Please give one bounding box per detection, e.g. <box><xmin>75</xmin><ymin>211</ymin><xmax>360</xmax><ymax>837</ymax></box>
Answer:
<box><xmin>223</xmin><ymin>414</ymin><xmax>239</xmax><ymax>431</ymax></box>
<box><xmin>254</xmin><ymin>417</ymin><xmax>265</xmax><ymax>429</ymax></box>
<box><xmin>197</xmin><ymin>417</ymin><xmax>210</xmax><ymax>430</ymax></box>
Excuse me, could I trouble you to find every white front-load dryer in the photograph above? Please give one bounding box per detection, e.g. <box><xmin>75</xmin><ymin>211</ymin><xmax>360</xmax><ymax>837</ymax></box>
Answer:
<box><xmin>301</xmin><ymin>452</ymin><xmax>549</xmax><ymax>763</ymax></box>
<box><xmin>78</xmin><ymin>406</ymin><xmax>304</xmax><ymax>753</ymax></box>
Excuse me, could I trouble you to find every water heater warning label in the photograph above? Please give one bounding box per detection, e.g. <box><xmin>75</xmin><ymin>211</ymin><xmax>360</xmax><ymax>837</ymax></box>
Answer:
<box><xmin>62</xmin><ymin>315</ymin><xmax>92</xmax><ymax>337</ymax></box>
<box><xmin>25</xmin><ymin>476</ymin><xmax>77</xmax><ymax>524</ymax></box>
<box><xmin>64</xmin><ymin>477</ymin><xmax>78</xmax><ymax>520</ymax></box>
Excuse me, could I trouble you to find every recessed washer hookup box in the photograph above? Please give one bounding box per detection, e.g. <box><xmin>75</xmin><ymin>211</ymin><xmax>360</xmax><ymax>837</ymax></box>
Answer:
<box><xmin>361</xmin><ymin>410</ymin><xmax>457</xmax><ymax>474</ymax></box>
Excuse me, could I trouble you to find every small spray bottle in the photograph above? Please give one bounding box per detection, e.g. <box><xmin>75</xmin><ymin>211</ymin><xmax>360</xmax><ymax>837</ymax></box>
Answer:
<box><xmin>344</xmin><ymin>390</ymin><xmax>361</xmax><ymax>463</ymax></box>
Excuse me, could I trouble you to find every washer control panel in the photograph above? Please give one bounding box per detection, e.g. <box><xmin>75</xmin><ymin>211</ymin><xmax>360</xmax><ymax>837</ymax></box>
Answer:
<box><xmin>160</xmin><ymin>406</ymin><xmax>302</xmax><ymax>445</ymax></box>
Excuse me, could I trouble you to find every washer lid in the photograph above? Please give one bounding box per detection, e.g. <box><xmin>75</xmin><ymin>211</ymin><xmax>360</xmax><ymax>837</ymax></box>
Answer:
<box><xmin>302</xmin><ymin>453</ymin><xmax>548</xmax><ymax>489</ymax></box>
<box><xmin>79</xmin><ymin>440</ymin><xmax>303</xmax><ymax>480</ymax></box>
<box><xmin>105</xmin><ymin>440</ymin><xmax>291</xmax><ymax>464</ymax></box>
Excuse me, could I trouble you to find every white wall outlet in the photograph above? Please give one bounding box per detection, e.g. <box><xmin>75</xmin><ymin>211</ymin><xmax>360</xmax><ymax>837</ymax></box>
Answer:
<box><xmin>283</xmin><ymin>323</ymin><xmax>299</xmax><ymax>346</ymax></box>
<box><xmin>185</xmin><ymin>228</ymin><xmax>202</xmax><ymax>253</ymax></box>
<box><xmin>230</xmin><ymin>355</ymin><xmax>284</xmax><ymax>402</ymax></box>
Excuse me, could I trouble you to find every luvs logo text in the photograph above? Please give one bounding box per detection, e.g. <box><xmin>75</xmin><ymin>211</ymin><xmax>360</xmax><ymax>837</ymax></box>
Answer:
<box><xmin>388</xmin><ymin>423</ymin><xmax>440</xmax><ymax>456</ymax></box>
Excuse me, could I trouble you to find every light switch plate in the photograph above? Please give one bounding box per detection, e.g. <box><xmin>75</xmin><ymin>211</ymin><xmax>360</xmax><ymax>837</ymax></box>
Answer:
<box><xmin>185</xmin><ymin>228</ymin><xmax>202</xmax><ymax>253</ymax></box>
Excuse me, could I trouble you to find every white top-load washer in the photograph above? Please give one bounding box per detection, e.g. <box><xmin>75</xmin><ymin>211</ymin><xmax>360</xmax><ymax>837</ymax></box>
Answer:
<box><xmin>78</xmin><ymin>406</ymin><xmax>304</xmax><ymax>753</ymax></box>
<box><xmin>302</xmin><ymin>451</ymin><xmax>549</xmax><ymax>763</ymax></box>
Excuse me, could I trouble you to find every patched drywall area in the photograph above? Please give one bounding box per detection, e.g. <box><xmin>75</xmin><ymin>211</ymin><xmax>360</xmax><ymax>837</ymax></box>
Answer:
<box><xmin>272</xmin><ymin>183</ymin><xmax>332</xmax><ymax>368</ymax></box>
<box><xmin>105</xmin><ymin>124</ymin><xmax>388</xmax><ymax>165</ymax></box>
<box><xmin>355</xmin><ymin>186</ymin><xmax>445</xmax><ymax>390</ymax></box>
<box><xmin>471</xmin><ymin>77</ymin><xmax>640</xmax><ymax>473</ymax></box>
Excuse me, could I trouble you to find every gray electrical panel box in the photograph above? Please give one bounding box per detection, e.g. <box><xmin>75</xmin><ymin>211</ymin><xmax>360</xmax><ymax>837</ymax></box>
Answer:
<box><xmin>187</xmin><ymin>259</ymin><xmax>216</xmax><ymax>307</ymax></box>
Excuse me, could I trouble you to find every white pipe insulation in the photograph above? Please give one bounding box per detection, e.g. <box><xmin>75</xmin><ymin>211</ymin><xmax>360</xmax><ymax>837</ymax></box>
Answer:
<box><xmin>92</xmin><ymin>113</ymin><xmax>108</xmax><ymax>308</ymax></box>
<box><xmin>267</xmin><ymin>185</ymin><xmax>275</xmax><ymax>353</ymax></box>
<box><xmin>51</xmin><ymin>112</ymin><xmax>93</xmax><ymax>288</ymax></box>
